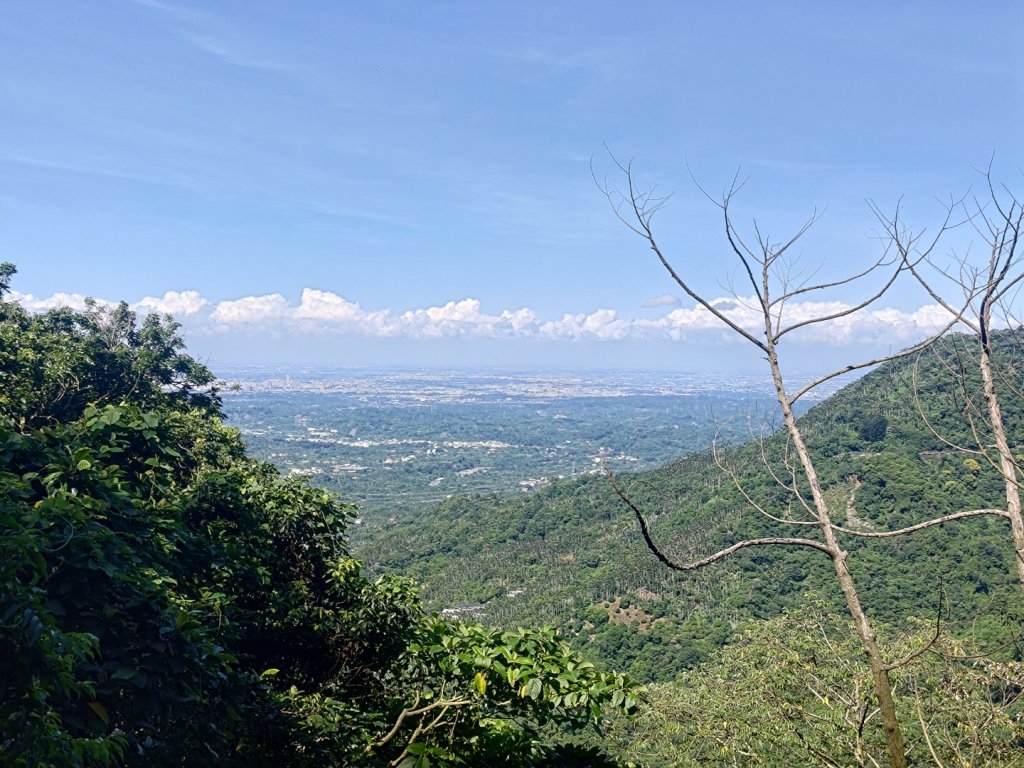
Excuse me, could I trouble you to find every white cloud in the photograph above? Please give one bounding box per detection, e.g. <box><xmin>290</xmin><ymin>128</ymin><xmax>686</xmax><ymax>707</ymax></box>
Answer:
<box><xmin>10</xmin><ymin>286</ymin><xmax>963</xmax><ymax>348</ymax></box>
<box><xmin>295</xmin><ymin>288</ymin><xmax>367</xmax><ymax>323</ymax></box>
<box><xmin>293</xmin><ymin>288</ymin><xmax>397</xmax><ymax>336</ymax></box>
<box><xmin>498</xmin><ymin>307</ymin><xmax>538</xmax><ymax>333</ymax></box>
<box><xmin>540</xmin><ymin>309</ymin><xmax>632</xmax><ymax>340</ymax></box>
<box><xmin>400</xmin><ymin>298</ymin><xmax>485</xmax><ymax>337</ymax></box>
<box><xmin>398</xmin><ymin>299</ymin><xmax>539</xmax><ymax>338</ymax></box>
<box><xmin>185</xmin><ymin>33</ymin><xmax>299</xmax><ymax>72</ymax></box>
<box><xmin>8</xmin><ymin>290</ymin><xmax>109</xmax><ymax>312</ymax></box>
<box><xmin>134</xmin><ymin>290</ymin><xmax>208</xmax><ymax>316</ymax></box>
<box><xmin>209</xmin><ymin>293</ymin><xmax>290</xmax><ymax>325</ymax></box>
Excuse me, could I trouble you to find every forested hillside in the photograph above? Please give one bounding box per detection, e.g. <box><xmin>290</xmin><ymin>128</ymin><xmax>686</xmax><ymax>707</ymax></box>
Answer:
<box><xmin>358</xmin><ymin>335</ymin><xmax>1024</xmax><ymax>680</ymax></box>
<box><xmin>356</xmin><ymin>333</ymin><xmax>1024</xmax><ymax>764</ymax></box>
<box><xmin>0</xmin><ymin>265</ymin><xmax>636</xmax><ymax>767</ymax></box>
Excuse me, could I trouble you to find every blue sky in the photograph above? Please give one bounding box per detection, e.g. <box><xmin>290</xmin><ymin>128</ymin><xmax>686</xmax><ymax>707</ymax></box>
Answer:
<box><xmin>3</xmin><ymin>1</ymin><xmax>1023</xmax><ymax>371</ymax></box>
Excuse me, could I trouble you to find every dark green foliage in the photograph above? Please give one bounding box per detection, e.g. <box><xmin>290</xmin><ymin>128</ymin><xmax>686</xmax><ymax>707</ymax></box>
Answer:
<box><xmin>0</xmin><ymin>262</ymin><xmax>15</xmax><ymax>298</ymax></box>
<box><xmin>0</xmin><ymin>275</ymin><xmax>636</xmax><ymax>767</ymax></box>
<box><xmin>855</xmin><ymin>410</ymin><xmax>888</xmax><ymax>442</ymax></box>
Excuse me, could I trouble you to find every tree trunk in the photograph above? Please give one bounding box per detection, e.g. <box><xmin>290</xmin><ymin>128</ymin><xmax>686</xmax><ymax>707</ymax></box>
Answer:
<box><xmin>770</xmin><ymin>354</ymin><xmax>908</xmax><ymax>768</ymax></box>
<box><xmin>977</xmin><ymin>330</ymin><xmax>1024</xmax><ymax>592</ymax></box>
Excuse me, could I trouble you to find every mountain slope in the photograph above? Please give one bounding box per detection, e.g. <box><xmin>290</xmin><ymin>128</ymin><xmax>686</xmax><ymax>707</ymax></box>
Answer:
<box><xmin>356</xmin><ymin>334</ymin><xmax>1024</xmax><ymax>680</ymax></box>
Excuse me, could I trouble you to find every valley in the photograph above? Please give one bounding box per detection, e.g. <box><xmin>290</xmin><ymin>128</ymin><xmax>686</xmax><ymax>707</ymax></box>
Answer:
<box><xmin>223</xmin><ymin>353</ymin><xmax>1024</xmax><ymax>690</ymax></box>
<box><xmin>222</xmin><ymin>367</ymin><xmax>830</xmax><ymax>518</ymax></box>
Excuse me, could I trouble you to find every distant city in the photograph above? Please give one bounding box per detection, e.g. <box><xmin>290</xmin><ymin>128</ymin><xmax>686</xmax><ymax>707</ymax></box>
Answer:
<box><xmin>218</xmin><ymin>366</ymin><xmax>856</xmax><ymax>404</ymax></box>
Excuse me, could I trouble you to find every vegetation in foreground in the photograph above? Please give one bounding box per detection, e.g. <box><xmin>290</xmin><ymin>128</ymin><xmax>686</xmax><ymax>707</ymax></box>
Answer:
<box><xmin>605</xmin><ymin>607</ymin><xmax>1023</xmax><ymax>767</ymax></box>
<box><xmin>0</xmin><ymin>264</ymin><xmax>637</xmax><ymax>767</ymax></box>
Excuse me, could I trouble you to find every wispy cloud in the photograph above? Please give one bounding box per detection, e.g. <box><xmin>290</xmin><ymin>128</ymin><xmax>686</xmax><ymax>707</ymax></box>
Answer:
<box><xmin>130</xmin><ymin>0</ymin><xmax>299</xmax><ymax>73</ymax></box>
<box><xmin>279</xmin><ymin>196</ymin><xmax>404</xmax><ymax>226</ymax></box>
<box><xmin>126</xmin><ymin>0</ymin><xmax>206</xmax><ymax>25</ymax></box>
<box><xmin>641</xmin><ymin>293</ymin><xmax>681</xmax><ymax>308</ymax></box>
<box><xmin>1</xmin><ymin>154</ymin><xmax>186</xmax><ymax>188</ymax></box>
<box><xmin>183</xmin><ymin>33</ymin><xmax>300</xmax><ymax>72</ymax></box>
<box><xmin>12</xmin><ymin>287</ymin><xmax>959</xmax><ymax>347</ymax></box>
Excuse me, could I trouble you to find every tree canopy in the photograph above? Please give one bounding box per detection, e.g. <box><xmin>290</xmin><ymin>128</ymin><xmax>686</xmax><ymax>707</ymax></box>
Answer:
<box><xmin>0</xmin><ymin>263</ymin><xmax>636</xmax><ymax>767</ymax></box>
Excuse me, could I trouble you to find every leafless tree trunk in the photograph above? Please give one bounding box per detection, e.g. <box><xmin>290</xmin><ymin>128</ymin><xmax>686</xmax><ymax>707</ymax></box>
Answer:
<box><xmin>599</xmin><ymin>159</ymin><xmax>1010</xmax><ymax>768</ymax></box>
<box><xmin>876</xmin><ymin>173</ymin><xmax>1024</xmax><ymax>592</ymax></box>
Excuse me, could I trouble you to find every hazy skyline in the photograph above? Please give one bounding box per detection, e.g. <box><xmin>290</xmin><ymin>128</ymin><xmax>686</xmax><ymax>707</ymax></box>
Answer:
<box><xmin>4</xmin><ymin>1</ymin><xmax>1023</xmax><ymax>370</ymax></box>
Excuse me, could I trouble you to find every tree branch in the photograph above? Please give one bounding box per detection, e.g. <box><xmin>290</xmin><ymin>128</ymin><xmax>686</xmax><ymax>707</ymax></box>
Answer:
<box><xmin>786</xmin><ymin>321</ymin><xmax>962</xmax><ymax>405</ymax></box>
<box><xmin>833</xmin><ymin>509</ymin><xmax>1008</xmax><ymax>539</ymax></box>
<box><xmin>369</xmin><ymin>697</ymin><xmax>472</xmax><ymax>753</ymax></box>
<box><xmin>606</xmin><ymin>467</ymin><xmax>832</xmax><ymax>569</ymax></box>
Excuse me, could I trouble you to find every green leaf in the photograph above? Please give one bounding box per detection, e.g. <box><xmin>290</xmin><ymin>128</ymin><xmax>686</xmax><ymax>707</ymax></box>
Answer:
<box><xmin>88</xmin><ymin>701</ymin><xmax>109</xmax><ymax>724</ymax></box>
<box><xmin>523</xmin><ymin>677</ymin><xmax>543</xmax><ymax>700</ymax></box>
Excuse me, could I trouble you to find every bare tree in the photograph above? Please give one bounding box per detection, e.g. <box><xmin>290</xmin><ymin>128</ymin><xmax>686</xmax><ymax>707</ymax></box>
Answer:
<box><xmin>875</xmin><ymin>172</ymin><xmax>1024</xmax><ymax>593</ymax></box>
<box><xmin>599</xmin><ymin>159</ymin><xmax>1010</xmax><ymax>768</ymax></box>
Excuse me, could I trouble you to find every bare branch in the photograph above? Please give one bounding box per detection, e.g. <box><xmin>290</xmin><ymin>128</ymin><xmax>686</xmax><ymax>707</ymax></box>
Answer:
<box><xmin>910</xmin><ymin>352</ymin><xmax>983</xmax><ymax>456</ymax></box>
<box><xmin>834</xmin><ymin>509</ymin><xmax>1008</xmax><ymax>539</ymax></box>
<box><xmin>883</xmin><ymin>587</ymin><xmax>944</xmax><ymax>672</ymax></box>
<box><xmin>606</xmin><ymin>466</ymin><xmax>832</xmax><ymax>570</ymax></box>
<box><xmin>369</xmin><ymin>697</ymin><xmax>472</xmax><ymax>753</ymax></box>
<box><xmin>753</xmin><ymin>436</ymin><xmax>818</xmax><ymax>521</ymax></box>
<box><xmin>774</xmin><ymin>261</ymin><xmax>903</xmax><ymax>342</ymax></box>
<box><xmin>714</xmin><ymin>441</ymin><xmax>818</xmax><ymax>527</ymax></box>
<box><xmin>787</xmin><ymin>319</ymin><xmax>963</xmax><ymax>405</ymax></box>
<box><xmin>913</xmin><ymin>687</ymin><xmax>948</xmax><ymax>768</ymax></box>
<box><xmin>869</xmin><ymin>198</ymin><xmax>981</xmax><ymax>335</ymax></box>
<box><xmin>767</xmin><ymin>252</ymin><xmax>894</xmax><ymax>308</ymax></box>
<box><xmin>599</xmin><ymin>156</ymin><xmax>771</xmax><ymax>352</ymax></box>
<box><xmin>936</xmin><ymin>623</ymin><xmax>1024</xmax><ymax>661</ymax></box>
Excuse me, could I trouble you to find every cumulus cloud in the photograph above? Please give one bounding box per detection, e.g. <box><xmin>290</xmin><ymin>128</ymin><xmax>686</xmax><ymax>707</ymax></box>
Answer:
<box><xmin>8</xmin><ymin>290</ymin><xmax>110</xmax><ymax>312</ymax></box>
<box><xmin>295</xmin><ymin>289</ymin><xmax>366</xmax><ymax>323</ymax></box>
<box><xmin>209</xmin><ymin>293</ymin><xmax>290</xmax><ymax>325</ymax></box>
<box><xmin>10</xmin><ymin>286</ymin><xmax>962</xmax><ymax>347</ymax></box>
<box><xmin>399</xmin><ymin>299</ymin><xmax>538</xmax><ymax>338</ymax></box>
<box><xmin>134</xmin><ymin>290</ymin><xmax>208</xmax><ymax>316</ymax></box>
<box><xmin>292</xmin><ymin>288</ymin><xmax>397</xmax><ymax>336</ymax></box>
<box><xmin>540</xmin><ymin>309</ymin><xmax>632</xmax><ymax>340</ymax></box>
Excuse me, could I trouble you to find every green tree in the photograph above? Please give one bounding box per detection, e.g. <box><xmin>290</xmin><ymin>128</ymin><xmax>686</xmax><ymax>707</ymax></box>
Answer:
<box><xmin>0</xmin><ymin>271</ymin><xmax>637</xmax><ymax>767</ymax></box>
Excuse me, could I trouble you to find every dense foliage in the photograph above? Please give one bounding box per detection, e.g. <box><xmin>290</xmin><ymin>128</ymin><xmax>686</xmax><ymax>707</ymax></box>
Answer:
<box><xmin>605</xmin><ymin>605</ymin><xmax>1024</xmax><ymax>767</ymax></box>
<box><xmin>0</xmin><ymin>265</ymin><xmax>636</xmax><ymax>767</ymax></box>
<box><xmin>7</xmin><ymin>257</ymin><xmax>1024</xmax><ymax>765</ymax></box>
